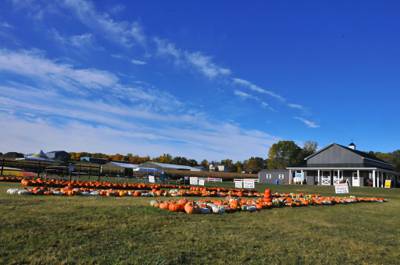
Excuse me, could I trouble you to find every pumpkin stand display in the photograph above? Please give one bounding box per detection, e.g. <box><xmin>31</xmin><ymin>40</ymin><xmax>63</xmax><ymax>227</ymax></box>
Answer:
<box><xmin>10</xmin><ymin>186</ymin><xmax>259</xmax><ymax>198</ymax></box>
<box><xmin>18</xmin><ymin>178</ymin><xmax>261</xmax><ymax>197</ymax></box>
<box><xmin>150</xmin><ymin>188</ymin><xmax>386</xmax><ymax>214</ymax></box>
<box><xmin>8</xmin><ymin>180</ymin><xmax>387</xmax><ymax>215</ymax></box>
<box><xmin>14</xmin><ymin>178</ymin><xmax>260</xmax><ymax>198</ymax></box>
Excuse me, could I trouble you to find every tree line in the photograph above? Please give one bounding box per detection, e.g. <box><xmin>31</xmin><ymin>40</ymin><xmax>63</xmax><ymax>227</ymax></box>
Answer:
<box><xmin>2</xmin><ymin>140</ymin><xmax>400</xmax><ymax>173</ymax></box>
<box><xmin>68</xmin><ymin>140</ymin><xmax>319</xmax><ymax>173</ymax></box>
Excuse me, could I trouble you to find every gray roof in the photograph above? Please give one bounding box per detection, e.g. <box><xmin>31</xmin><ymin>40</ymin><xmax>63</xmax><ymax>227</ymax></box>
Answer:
<box><xmin>305</xmin><ymin>143</ymin><xmax>391</xmax><ymax>165</ymax></box>
<box><xmin>107</xmin><ymin>162</ymin><xmax>139</xmax><ymax>169</ymax></box>
<box><xmin>140</xmin><ymin>162</ymin><xmax>201</xmax><ymax>171</ymax></box>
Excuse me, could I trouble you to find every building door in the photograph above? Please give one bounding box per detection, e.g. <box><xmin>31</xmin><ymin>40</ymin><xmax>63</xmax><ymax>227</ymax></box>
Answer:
<box><xmin>321</xmin><ymin>171</ymin><xmax>331</xmax><ymax>186</ymax></box>
<box><xmin>352</xmin><ymin>172</ymin><xmax>360</xmax><ymax>187</ymax></box>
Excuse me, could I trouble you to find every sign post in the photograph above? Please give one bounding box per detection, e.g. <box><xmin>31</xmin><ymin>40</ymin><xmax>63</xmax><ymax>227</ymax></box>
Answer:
<box><xmin>68</xmin><ymin>164</ymin><xmax>75</xmax><ymax>182</ymax></box>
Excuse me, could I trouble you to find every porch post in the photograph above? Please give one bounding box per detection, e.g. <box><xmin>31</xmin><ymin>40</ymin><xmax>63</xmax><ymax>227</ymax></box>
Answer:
<box><xmin>372</xmin><ymin>170</ymin><xmax>376</xmax><ymax>188</ymax></box>
<box><xmin>357</xmin><ymin>170</ymin><xmax>360</xmax><ymax>187</ymax></box>
<box><xmin>289</xmin><ymin>169</ymin><xmax>292</xmax><ymax>184</ymax></box>
<box><xmin>317</xmin><ymin>170</ymin><xmax>321</xmax><ymax>185</ymax></box>
<box><xmin>301</xmin><ymin>170</ymin><xmax>304</xmax><ymax>185</ymax></box>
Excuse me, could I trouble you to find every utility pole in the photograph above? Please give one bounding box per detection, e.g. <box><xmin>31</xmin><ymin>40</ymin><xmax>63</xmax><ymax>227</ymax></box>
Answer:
<box><xmin>0</xmin><ymin>159</ymin><xmax>4</xmax><ymax>176</ymax></box>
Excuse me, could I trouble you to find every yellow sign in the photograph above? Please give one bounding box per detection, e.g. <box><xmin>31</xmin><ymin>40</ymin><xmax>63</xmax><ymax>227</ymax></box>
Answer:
<box><xmin>384</xmin><ymin>180</ymin><xmax>392</xmax><ymax>189</ymax></box>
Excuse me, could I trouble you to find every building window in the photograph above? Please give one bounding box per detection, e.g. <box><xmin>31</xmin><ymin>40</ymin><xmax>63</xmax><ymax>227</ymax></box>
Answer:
<box><xmin>266</xmin><ymin>174</ymin><xmax>272</xmax><ymax>179</ymax></box>
<box><xmin>279</xmin><ymin>174</ymin><xmax>284</xmax><ymax>180</ymax></box>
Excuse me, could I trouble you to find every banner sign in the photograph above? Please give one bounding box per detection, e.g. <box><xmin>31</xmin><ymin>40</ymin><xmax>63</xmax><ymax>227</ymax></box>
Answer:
<box><xmin>207</xmin><ymin>177</ymin><xmax>223</xmax><ymax>182</ymax></box>
<box><xmin>148</xmin><ymin>175</ymin><xmax>155</xmax><ymax>183</ymax></box>
<box><xmin>234</xmin><ymin>180</ymin><xmax>243</xmax><ymax>189</ymax></box>
<box><xmin>243</xmin><ymin>179</ymin><xmax>255</xmax><ymax>189</ymax></box>
<box><xmin>384</xmin><ymin>179</ymin><xmax>392</xmax><ymax>189</ymax></box>
<box><xmin>334</xmin><ymin>183</ymin><xmax>349</xmax><ymax>194</ymax></box>
<box><xmin>198</xmin><ymin>178</ymin><xmax>205</xmax><ymax>186</ymax></box>
<box><xmin>189</xmin><ymin>177</ymin><xmax>198</xmax><ymax>186</ymax></box>
<box><xmin>295</xmin><ymin>172</ymin><xmax>304</xmax><ymax>180</ymax></box>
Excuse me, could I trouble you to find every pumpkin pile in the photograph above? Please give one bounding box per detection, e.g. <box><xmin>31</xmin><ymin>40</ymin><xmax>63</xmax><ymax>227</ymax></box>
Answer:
<box><xmin>151</xmin><ymin>188</ymin><xmax>386</xmax><ymax>214</ymax></box>
<box><xmin>0</xmin><ymin>176</ymin><xmax>31</xmax><ymax>183</ymax></box>
<box><xmin>9</xmin><ymin>186</ymin><xmax>261</xmax><ymax>198</ymax></box>
<box><xmin>18</xmin><ymin>178</ymin><xmax>260</xmax><ymax>197</ymax></box>
<box><xmin>6</xmin><ymin>179</ymin><xmax>387</xmax><ymax>215</ymax></box>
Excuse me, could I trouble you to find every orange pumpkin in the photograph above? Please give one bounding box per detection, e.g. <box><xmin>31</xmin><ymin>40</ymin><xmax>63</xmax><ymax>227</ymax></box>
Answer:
<box><xmin>159</xmin><ymin>202</ymin><xmax>169</xmax><ymax>210</ymax></box>
<box><xmin>184</xmin><ymin>203</ymin><xmax>194</xmax><ymax>214</ymax></box>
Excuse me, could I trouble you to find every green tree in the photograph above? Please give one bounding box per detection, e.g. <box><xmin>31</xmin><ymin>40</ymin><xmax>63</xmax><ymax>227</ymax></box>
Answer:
<box><xmin>244</xmin><ymin>157</ymin><xmax>266</xmax><ymax>173</ymax></box>
<box><xmin>234</xmin><ymin>161</ymin><xmax>243</xmax><ymax>173</ymax></box>
<box><xmin>267</xmin><ymin>141</ymin><xmax>302</xmax><ymax>169</ymax></box>
<box><xmin>154</xmin><ymin>154</ymin><xmax>173</xmax><ymax>164</ymax></box>
<box><xmin>200</xmin><ymin>159</ymin><xmax>209</xmax><ymax>170</ymax></box>
<box><xmin>302</xmin><ymin>141</ymin><xmax>318</xmax><ymax>157</ymax></box>
<box><xmin>221</xmin><ymin>159</ymin><xmax>235</xmax><ymax>172</ymax></box>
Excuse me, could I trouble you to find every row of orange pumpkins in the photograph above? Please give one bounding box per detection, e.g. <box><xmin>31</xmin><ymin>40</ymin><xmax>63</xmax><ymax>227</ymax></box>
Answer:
<box><xmin>0</xmin><ymin>176</ymin><xmax>30</xmax><ymax>182</ymax></box>
<box><xmin>20</xmin><ymin>178</ymin><xmax>259</xmax><ymax>197</ymax></box>
<box><xmin>151</xmin><ymin>194</ymin><xmax>386</xmax><ymax>214</ymax></box>
<box><xmin>10</xmin><ymin>186</ymin><xmax>259</xmax><ymax>198</ymax></box>
<box><xmin>21</xmin><ymin>178</ymin><xmax>254</xmax><ymax>193</ymax></box>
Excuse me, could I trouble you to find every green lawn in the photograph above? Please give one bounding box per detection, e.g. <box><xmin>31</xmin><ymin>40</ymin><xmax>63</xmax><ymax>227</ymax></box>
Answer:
<box><xmin>0</xmin><ymin>182</ymin><xmax>399</xmax><ymax>265</ymax></box>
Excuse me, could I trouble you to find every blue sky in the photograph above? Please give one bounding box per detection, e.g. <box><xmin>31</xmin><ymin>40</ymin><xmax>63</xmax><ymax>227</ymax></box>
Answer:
<box><xmin>0</xmin><ymin>0</ymin><xmax>399</xmax><ymax>160</ymax></box>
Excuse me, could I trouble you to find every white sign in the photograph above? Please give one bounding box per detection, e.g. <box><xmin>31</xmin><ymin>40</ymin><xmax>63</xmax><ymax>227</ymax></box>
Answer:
<box><xmin>335</xmin><ymin>183</ymin><xmax>349</xmax><ymax>194</ymax></box>
<box><xmin>189</xmin><ymin>177</ymin><xmax>198</xmax><ymax>185</ymax></box>
<box><xmin>198</xmin><ymin>178</ymin><xmax>205</xmax><ymax>186</ymax></box>
<box><xmin>148</xmin><ymin>175</ymin><xmax>155</xmax><ymax>183</ymax></box>
<box><xmin>295</xmin><ymin>172</ymin><xmax>304</xmax><ymax>180</ymax></box>
<box><xmin>207</xmin><ymin>177</ymin><xmax>223</xmax><ymax>182</ymax></box>
<box><xmin>243</xmin><ymin>180</ymin><xmax>255</xmax><ymax>189</ymax></box>
<box><xmin>234</xmin><ymin>180</ymin><xmax>243</xmax><ymax>189</ymax></box>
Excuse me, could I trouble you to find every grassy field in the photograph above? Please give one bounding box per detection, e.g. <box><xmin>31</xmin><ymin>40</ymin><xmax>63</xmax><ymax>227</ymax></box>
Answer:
<box><xmin>1</xmin><ymin>182</ymin><xmax>399</xmax><ymax>265</ymax></box>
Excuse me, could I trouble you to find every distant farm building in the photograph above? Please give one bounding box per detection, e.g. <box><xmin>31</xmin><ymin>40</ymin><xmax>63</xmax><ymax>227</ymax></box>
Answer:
<box><xmin>80</xmin><ymin>156</ymin><xmax>109</xmax><ymax>164</ymax></box>
<box><xmin>138</xmin><ymin>162</ymin><xmax>202</xmax><ymax>172</ymax></box>
<box><xmin>258</xmin><ymin>169</ymin><xmax>290</xmax><ymax>185</ymax></box>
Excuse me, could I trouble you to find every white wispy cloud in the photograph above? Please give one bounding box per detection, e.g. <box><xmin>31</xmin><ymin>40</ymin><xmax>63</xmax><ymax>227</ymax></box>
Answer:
<box><xmin>62</xmin><ymin>0</ymin><xmax>146</xmax><ymax>47</ymax></box>
<box><xmin>233</xmin><ymin>90</ymin><xmax>275</xmax><ymax>111</ymax></box>
<box><xmin>184</xmin><ymin>51</ymin><xmax>231</xmax><ymax>79</ymax></box>
<box><xmin>288</xmin><ymin>103</ymin><xmax>305</xmax><ymax>110</ymax></box>
<box><xmin>131</xmin><ymin>59</ymin><xmax>147</xmax><ymax>65</ymax></box>
<box><xmin>0</xmin><ymin>49</ymin><xmax>182</xmax><ymax>110</ymax></box>
<box><xmin>154</xmin><ymin>37</ymin><xmax>181</xmax><ymax>59</ymax></box>
<box><xmin>294</xmin><ymin>117</ymin><xmax>319</xmax><ymax>128</ymax></box>
<box><xmin>234</xmin><ymin>90</ymin><xmax>255</xmax><ymax>100</ymax></box>
<box><xmin>154</xmin><ymin>38</ymin><xmax>231</xmax><ymax>79</ymax></box>
<box><xmin>0</xmin><ymin>49</ymin><xmax>118</xmax><ymax>92</ymax></box>
<box><xmin>232</xmin><ymin>78</ymin><xmax>285</xmax><ymax>102</ymax></box>
<box><xmin>51</xmin><ymin>29</ymin><xmax>94</xmax><ymax>48</ymax></box>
